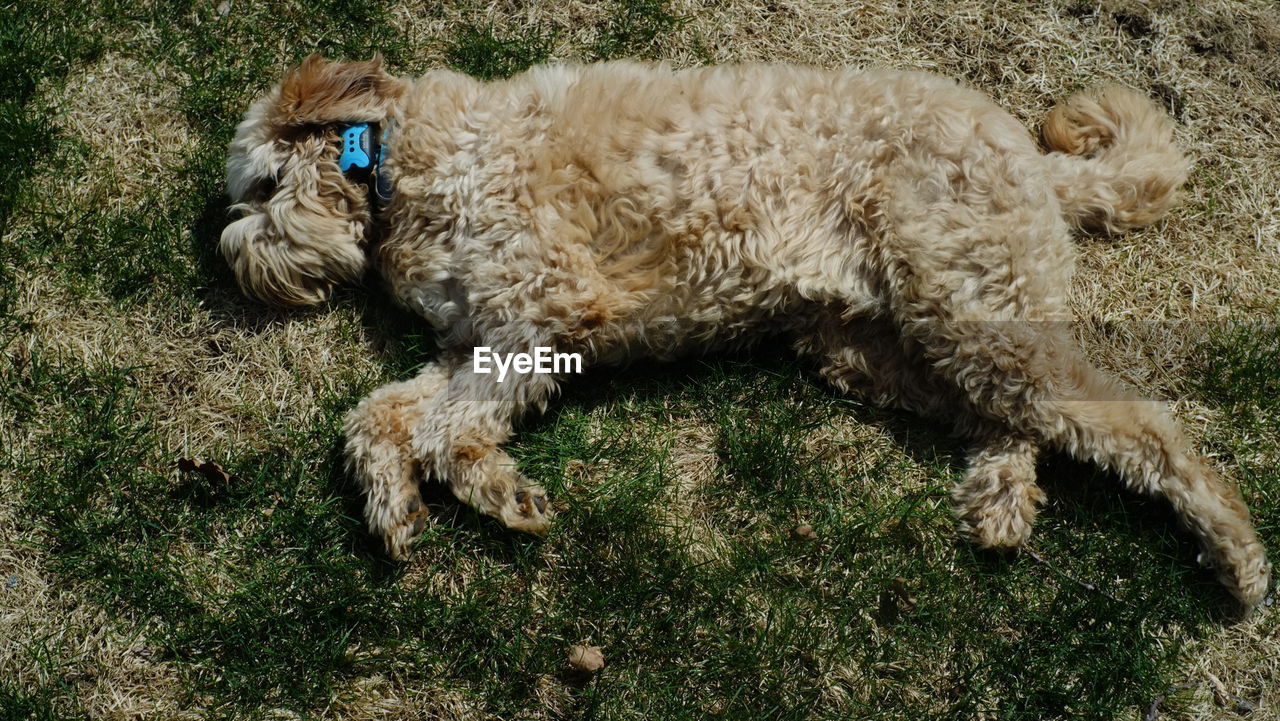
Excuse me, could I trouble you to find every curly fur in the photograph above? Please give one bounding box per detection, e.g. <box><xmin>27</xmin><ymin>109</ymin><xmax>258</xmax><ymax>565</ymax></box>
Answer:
<box><xmin>222</xmin><ymin>55</ymin><xmax>1270</xmax><ymax>606</ymax></box>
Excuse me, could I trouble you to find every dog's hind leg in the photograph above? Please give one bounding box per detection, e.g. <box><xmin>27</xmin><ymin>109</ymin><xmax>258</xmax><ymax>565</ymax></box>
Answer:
<box><xmin>804</xmin><ymin>315</ymin><xmax>961</xmax><ymax>422</ymax></box>
<box><xmin>344</xmin><ymin>363</ymin><xmax>451</xmax><ymax>559</ymax></box>
<box><xmin>802</xmin><ymin>315</ymin><xmax>1045</xmax><ymax>548</ymax></box>
<box><xmin>885</xmin><ymin>222</ymin><xmax>1270</xmax><ymax>604</ymax></box>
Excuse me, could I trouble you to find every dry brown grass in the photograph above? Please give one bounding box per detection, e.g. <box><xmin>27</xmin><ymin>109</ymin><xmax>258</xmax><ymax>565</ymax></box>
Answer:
<box><xmin>6</xmin><ymin>55</ymin><xmax>195</xmax><ymax>253</ymax></box>
<box><xmin>0</xmin><ymin>49</ymin><xmax>400</xmax><ymax>716</ymax></box>
<box><xmin>0</xmin><ymin>546</ymin><xmax>198</xmax><ymax>720</ymax></box>
<box><xmin>60</xmin><ymin>55</ymin><xmax>194</xmax><ymax>203</ymax></box>
<box><xmin>10</xmin><ymin>278</ymin><xmax>386</xmax><ymax>454</ymax></box>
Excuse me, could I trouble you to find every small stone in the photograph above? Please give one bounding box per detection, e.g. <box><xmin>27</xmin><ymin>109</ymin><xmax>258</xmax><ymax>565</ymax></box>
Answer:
<box><xmin>567</xmin><ymin>644</ymin><xmax>605</xmax><ymax>674</ymax></box>
<box><xmin>792</xmin><ymin>524</ymin><xmax>818</xmax><ymax>540</ymax></box>
<box><xmin>216</xmin><ymin>1</ymin><xmax>232</xmax><ymax>16</ymax></box>
<box><xmin>5</xmin><ymin>575</ymin><xmax>17</xmax><ymax>590</ymax></box>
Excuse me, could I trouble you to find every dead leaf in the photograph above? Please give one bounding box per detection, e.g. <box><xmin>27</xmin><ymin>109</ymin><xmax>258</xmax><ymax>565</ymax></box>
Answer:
<box><xmin>567</xmin><ymin>644</ymin><xmax>605</xmax><ymax>674</ymax></box>
<box><xmin>890</xmin><ymin>577</ymin><xmax>918</xmax><ymax>610</ymax></box>
<box><xmin>176</xmin><ymin>457</ymin><xmax>243</xmax><ymax>486</ymax></box>
<box><xmin>1206</xmin><ymin>672</ymin><xmax>1256</xmax><ymax>714</ymax></box>
<box><xmin>877</xmin><ymin>577</ymin><xmax>918</xmax><ymax>624</ymax></box>
<box><xmin>564</xmin><ymin>459</ymin><xmax>589</xmax><ymax>479</ymax></box>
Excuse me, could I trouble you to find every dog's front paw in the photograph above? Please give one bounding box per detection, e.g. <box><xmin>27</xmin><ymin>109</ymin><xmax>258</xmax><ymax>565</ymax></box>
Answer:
<box><xmin>368</xmin><ymin>491</ymin><xmax>429</xmax><ymax>560</ymax></box>
<box><xmin>500</xmin><ymin>483</ymin><xmax>552</xmax><ymax>536</ymax></box>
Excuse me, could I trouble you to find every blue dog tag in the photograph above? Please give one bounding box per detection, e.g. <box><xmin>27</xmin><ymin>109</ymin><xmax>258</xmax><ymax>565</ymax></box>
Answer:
<box><xmin>339</xmin><ymin>123</ymin><xmax>373</xmax><ymax>173</ymax></box>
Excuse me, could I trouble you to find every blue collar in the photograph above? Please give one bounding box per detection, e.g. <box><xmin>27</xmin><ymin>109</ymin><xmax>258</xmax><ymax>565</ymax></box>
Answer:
<box><xmin>338</xmin><ymin>121</ymin><xmax>394</xmax><ymax>209</ymax></box>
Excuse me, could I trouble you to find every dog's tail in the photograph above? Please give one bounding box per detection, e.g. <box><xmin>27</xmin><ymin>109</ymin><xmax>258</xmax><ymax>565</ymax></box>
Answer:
<box><xmin>1041</xmin><ymin>86</ymin><xmax>1190</xmax><ymax>234</ymax></box>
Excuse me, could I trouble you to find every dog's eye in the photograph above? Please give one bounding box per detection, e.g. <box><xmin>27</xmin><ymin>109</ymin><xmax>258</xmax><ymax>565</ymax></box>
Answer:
<box><xmin>250</xmin><ymin>176</ymin><xmax>278</xmax><ymax>202</ymax></box>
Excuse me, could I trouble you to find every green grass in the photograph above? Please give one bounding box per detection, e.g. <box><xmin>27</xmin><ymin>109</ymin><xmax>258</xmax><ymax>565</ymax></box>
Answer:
<box><xmin>6</xmin><ymin>346</ymin><xmax>1262</xmax><ymax>719</ymax></box>
<box><xmin>1</xmin><ymin>0</ymin><xmax>1277</xmax><ymax>719</ymax></box>
<box><xmin>1195</xmin><ymin>320</ymin><xmax>1280</xmax><ymax>535</ymax></box>
<box><xmin>1197</xmin><ymin>320</ymin><xmax>1280</xmax><ymax>432</ymax></box>
<box><xmin>589</xmin><ymin>0</ymin><xmax>687</xmax><ymax>60</ymax></box>
<box><xmin>442</xmin><ymin>0</ymin><xmax>689</xmax><ymax>79</ymax></box>
<box><xmin>445</xmin><ymin>23</ymin><xmax>557</xmax><ymax>81</ymax></box>
<box><xmin>0</xmin><ymin>3</ymin><xmax>104</xmax><ymax>317</ymax></box>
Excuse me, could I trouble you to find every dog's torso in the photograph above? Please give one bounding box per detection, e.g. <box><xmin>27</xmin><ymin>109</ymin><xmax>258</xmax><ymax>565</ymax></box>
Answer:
<box><xmin>373</xmin><ymin>62</ymin><xmax>1066</xmax><ymax>362</ymax></box>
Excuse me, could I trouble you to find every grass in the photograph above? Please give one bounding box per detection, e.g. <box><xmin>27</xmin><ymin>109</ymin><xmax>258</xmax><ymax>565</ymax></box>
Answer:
<box><xmin>445</xmin><ymin>23</ymin><xmax>557</xmax><ymax>80</ymax></box>
<box><xmin>2</xmin><ymin>0</ymin><xmax>1279</xmax><ymax>719</ymax></box>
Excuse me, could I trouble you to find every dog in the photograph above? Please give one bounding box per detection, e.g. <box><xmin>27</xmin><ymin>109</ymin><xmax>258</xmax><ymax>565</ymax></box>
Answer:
<box><xmin>220</xmin><ymin>54</ymin><xmax>1270</xmax><ymax>606</ymax></box>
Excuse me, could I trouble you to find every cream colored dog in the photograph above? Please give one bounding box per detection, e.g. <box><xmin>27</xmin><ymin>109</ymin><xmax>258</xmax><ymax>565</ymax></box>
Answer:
<box><xmin>221</xmin><ymin>55</ymin><xmax>1270</xmax><ymax>605</ymax></box>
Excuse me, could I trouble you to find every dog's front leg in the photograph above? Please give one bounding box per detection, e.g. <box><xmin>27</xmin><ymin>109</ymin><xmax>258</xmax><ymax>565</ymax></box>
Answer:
<box><xmin>410</xmin><ymin>353</ymin><xmax>558</xmax><ymax>536</ymax></box>
<box><xmin>345</xmin><ymin>354</ymin><xmax>558</xmax><ymax>558</ymax></box>
<box><xmin>344</xmin><ymin>362</ymin><xmax>452</xmax><ymax>559</ymax></box>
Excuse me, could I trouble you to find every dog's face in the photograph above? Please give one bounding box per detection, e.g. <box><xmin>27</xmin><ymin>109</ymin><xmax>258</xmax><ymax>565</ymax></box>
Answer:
<box><xmin>220</xmin><ymin>54</ymin><xmax>404</xmax><ymax>306</ymax></box>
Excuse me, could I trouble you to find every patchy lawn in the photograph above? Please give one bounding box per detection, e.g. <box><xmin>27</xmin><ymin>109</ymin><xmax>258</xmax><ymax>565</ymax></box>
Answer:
<box><xmin>1</xmin><ymin>0</ymin><xmax>1278</xmax><ymax>719</ymax></box>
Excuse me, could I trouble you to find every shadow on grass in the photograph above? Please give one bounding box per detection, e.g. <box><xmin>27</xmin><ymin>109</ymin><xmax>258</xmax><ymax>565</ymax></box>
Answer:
<box><xmin>498</xmin><ymin>347</ymin><xmax>1237</xmax><ymax>718</ymax></box>
<box><xmin>532</xmin><ymin>345</ymin><xmax>1235</xmax><ymax>608</ymax></box>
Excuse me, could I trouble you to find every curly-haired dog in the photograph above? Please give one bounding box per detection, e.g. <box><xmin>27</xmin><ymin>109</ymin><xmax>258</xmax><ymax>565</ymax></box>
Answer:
<box><xmin>221</xmin><ymin>55</ymin><xmax>1270</xmax><ymax>606</ymax></box>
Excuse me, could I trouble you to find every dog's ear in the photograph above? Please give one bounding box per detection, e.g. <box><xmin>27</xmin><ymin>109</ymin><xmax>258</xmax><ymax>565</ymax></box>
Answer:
<box><xmin>274</xmin><ymin>53</ymin><xmax>403</xmax><ymax>125</ymax></box>
<box><xmin>220</xmin><ymin>134</ymin><xmax>369</xmax><ymax>307</ymax></box>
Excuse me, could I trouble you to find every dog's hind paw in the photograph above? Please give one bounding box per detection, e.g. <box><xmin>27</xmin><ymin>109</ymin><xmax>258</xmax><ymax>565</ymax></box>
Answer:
<box><xmin>957</xmin><ymin>503</ymin><xmax>1037</xmax><ymax>550</ymax></box>
<box><xmin>953</xmin><ymin>471</ymin><xmax>1045</xmax><ymax>550</ymax></box>
<box><xmin>1212</xmin><ymin>541</ymin><xmax>1272</xmax><ymax>609</ymax></box>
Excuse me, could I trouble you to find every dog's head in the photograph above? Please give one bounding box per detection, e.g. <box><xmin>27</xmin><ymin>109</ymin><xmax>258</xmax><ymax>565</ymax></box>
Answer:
<box><xmin>220</xmin><ymin>54</ymin><xmax>404</xmax><ymax>306</ymax></box>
